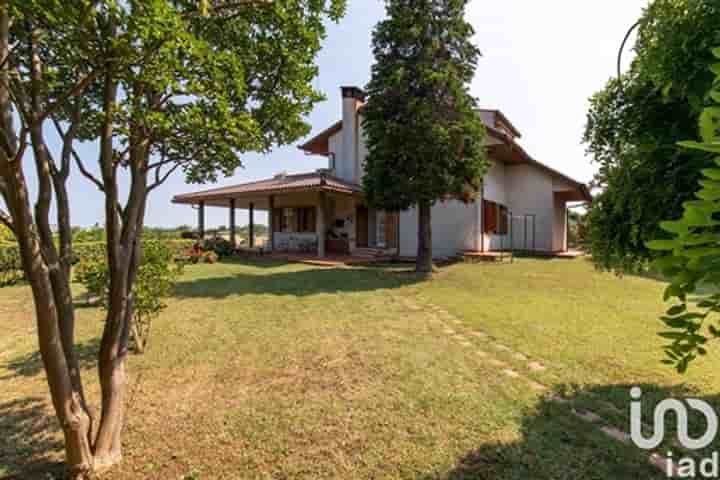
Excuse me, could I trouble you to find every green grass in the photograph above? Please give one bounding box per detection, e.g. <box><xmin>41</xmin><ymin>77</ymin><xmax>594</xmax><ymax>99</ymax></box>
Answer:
<box><xmin>2</xmin><ymin>257</ymin><xmax>715</xmax><ymax>479</ymax></box>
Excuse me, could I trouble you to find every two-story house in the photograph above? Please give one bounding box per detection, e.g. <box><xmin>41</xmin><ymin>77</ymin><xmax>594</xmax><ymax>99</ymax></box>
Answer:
<box><xmin>173</xmin><ymin>86</ymin><xmax>591</xmax><ymax>258</ymax></box>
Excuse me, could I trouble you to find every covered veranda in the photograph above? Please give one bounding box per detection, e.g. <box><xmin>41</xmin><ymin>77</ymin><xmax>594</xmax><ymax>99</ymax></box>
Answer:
<box><xmin>172</xmin><ymin>172</ymin><xmax>364</xmax><ymax>258</ymax></box>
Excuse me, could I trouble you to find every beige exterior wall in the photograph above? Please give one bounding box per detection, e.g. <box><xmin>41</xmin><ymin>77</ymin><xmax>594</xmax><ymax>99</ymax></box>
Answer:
<box><xmin>399</xmin><ymin>199</ymin><xmax>479</xmax><ymax>258</ymax></box>
<box><xmin>323</xmin><ymin>96</ymin><xmax>573</xmax><ymax>257</ymax></box>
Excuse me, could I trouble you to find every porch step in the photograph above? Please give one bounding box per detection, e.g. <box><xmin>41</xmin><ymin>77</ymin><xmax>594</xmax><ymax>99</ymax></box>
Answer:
<box><xmin>462</xmin><ymin>250</ymin><xmax>513</xmax><ymax>263</ymax></box>
<box><xmin>354</xmin><ymin>247</ymin><xmax>388</xmax><ymax>258</ymax></box>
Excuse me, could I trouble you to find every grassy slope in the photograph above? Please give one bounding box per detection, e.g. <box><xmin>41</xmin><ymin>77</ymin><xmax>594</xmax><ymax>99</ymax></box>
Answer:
<box><xmin>1</xmin><ymin>258</ymin><xmax>702</xmax><ymax>479</ymax></box>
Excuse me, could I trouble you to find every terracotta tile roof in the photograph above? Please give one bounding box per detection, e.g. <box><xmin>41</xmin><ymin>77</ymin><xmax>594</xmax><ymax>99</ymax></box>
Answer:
<box><xmin>172</xmin><ymin>172</ymin><xmax>362</xmax><ymax>205</ymax></box>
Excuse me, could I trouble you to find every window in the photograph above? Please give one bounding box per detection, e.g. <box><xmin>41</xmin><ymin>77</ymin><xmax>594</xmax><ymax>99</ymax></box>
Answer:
<box><xmin>282</xmin><ymin>208</ymin><xmax>295</xmax><ymax>233</ymax></box>
<box><xmin>296</xmin><ymin>207</ymin><xmax>316</xmax><ymax>233</ymax></box>
<box><xmin>273</xmin><ymin>207</ymin><xmax>316</xmax><ymax>233</ymax></box>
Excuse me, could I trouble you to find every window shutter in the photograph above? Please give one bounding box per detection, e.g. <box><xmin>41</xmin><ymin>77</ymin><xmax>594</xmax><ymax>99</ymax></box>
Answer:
<box><xmin>483</xmin><ymin>200</ymin><xmax>498</xmax><ymax>234</ymax></box>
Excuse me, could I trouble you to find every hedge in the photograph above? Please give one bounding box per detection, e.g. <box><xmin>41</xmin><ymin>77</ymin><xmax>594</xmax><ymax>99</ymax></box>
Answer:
<box><xmin>0</xmin><ymin>239</ymin><xmax>195</xmax><ymax>288</ymax></box>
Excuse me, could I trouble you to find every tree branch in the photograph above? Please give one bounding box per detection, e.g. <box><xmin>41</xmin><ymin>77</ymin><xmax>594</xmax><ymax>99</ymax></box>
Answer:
<box><xmin>51</xmin><ymin>101</ymin><xmax>81</xmax><ymax>178</ymax></box>
<box><xmin>0</xmin><ymin>207</ymin><xmax>14</xmax><ymax>234</ymax></box>
<box><xmin>72</xmin><ymin>148</ymin><xmax>105</xmax><ymax>192</ymax></box>
<box><xmin>148</xmin><ymin>162</ymin><xmax>181</xmax><ymax>192</ymax></box>
<box><xmin>187</xmin><ymin>0</ymin><xmax>273</xmax><ymax>17</ymax></box>
<box><xmin>36</xmin><ymin>70</ymin><xmax>100</xmax><ymax>125</ymax></box>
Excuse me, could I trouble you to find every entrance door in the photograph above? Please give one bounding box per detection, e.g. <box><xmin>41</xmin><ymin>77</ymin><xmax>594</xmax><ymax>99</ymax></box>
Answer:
<box><xmin>356</xmin><ymin>206</ymin><xmax>369</xmax><ymax>248</ymax></box>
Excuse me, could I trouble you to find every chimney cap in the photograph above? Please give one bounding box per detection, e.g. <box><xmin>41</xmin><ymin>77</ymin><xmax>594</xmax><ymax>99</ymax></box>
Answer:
<box><xmin>341</xmin><ymin>86</ymin><xmax>366</xmax><ymax>101</ymax></box>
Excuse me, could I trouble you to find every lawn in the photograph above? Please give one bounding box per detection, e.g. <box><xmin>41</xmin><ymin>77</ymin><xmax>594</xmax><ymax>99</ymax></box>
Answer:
<box><xmin>1</xmin><ymin>257</ymin><xmax>716</xmax><ymax>479</ymax></box>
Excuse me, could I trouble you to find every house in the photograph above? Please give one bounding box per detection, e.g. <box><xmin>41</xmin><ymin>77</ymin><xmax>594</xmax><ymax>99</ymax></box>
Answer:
<box><xmin>172</xmin><ymin>86</ymin><xmax>591</xmax><ymax>258</ymax></box>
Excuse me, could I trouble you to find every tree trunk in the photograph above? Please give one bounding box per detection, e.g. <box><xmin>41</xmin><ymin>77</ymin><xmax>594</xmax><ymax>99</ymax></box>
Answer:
<box><xmin>416</xmin><ymin>200</ymin><xmax>433</xmax><ymax>275</ymax></box>
<box><xmin>0</xmin><ymin>8</ymin><xmax>94</xmax><ymax>478</ymax></box>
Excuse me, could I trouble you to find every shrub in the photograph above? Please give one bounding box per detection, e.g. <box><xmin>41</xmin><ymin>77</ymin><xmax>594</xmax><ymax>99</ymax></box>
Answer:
<box><xmin>75</xmin><ymin>240</ymin><xmax>183</xmax><ymax>354</ymax></box>
<box><xmin>0</xmin><ymin>244</ymin><xmax>23</xmax><ymax>287</ymax></box>
<box><xmin>203</xmin><ymin>251</ymin><xmax>219</xmax><ymax>264</ymax></box>
<box><xmin>203</xmin><ymin>236</ymin><xmax>235</xmax><ymax>258</ymax></box>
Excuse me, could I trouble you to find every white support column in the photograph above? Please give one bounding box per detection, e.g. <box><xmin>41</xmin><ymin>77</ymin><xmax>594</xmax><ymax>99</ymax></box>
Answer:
<box><xmin>229</xmin><ymin>198</ymin><xmax>236</xmax><ymax>247</ymax></box>
<box><xmin>317</xmin><ymin>191</ymin><xmax>326</xmax><ymax>258</ymax></box>
<box><xmin>198</xmin><ymin>201</ymin><xmax>205</xmax><ymax>241</ymax></box>
<box><xmin>249</xmin><ymin>202</ymin><xmax>255</xmax><ymax>248</ymax></box>
<box><xmin>268</xmin><ymin>195</ymin><xmax>275</xmax><ymax>252</ymax></box>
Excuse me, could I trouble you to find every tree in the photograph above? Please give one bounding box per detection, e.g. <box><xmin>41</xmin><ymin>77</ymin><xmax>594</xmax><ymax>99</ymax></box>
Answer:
<box><xmin>584</xmin><ymin>0</ymin><xmax>720</xmax><ymax>272</ymax></box>
<box><xmin>75</xmin><ymin>240</ymin><xmax>183</xmax><ymax>354</ymax></box>
<box><xmin>0</xmin><ymin>0</ymin><xmax>345</xmax><ymax>477</ymax></box>
<box><xmin>362</xmin><ymin>0</ymin><xmax>487</xmax><ymax>274</ymax></box>
<box><xmin>647</xmin><ymin>47</ymin><xmax>720</xmax><ymax>373</ymax></box>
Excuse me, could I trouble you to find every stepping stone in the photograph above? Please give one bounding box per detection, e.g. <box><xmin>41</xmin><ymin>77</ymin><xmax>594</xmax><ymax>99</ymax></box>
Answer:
<box><xmin>572</xmin><ymin>408</ymin><xmax>603</xmax><ymax>423</ymax></box>
<box><xmin>470</xmin><ymin>332</ymin><xmax>487</xmax><ymax>339</ymax></box>
<box><xmin>600</xmin><ymin>426</ymin><xmax>631</xmax><ymax>445</ymax></box>
<box><xmin>513</xmin><ymin>352</ymin><xmax>528</xmax><ymax>361</ymax></box>
<box><xmin>528</xmin><ymin>362</ymin><xmax>546</xmax><ymax>372</ymax></box>
<box><xmin>502</xmin><ymin>369</ymin><xmax>520</xmax><ymax>378</ymax></box>
<box><xmin>528</xmin><ymin>380</ymin><xmax>547</xmax><ymax>391</ymax></box>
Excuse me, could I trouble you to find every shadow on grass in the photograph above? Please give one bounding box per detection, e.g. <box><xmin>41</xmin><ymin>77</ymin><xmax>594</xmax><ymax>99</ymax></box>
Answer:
<box><xmin>427</xmin><ymin>383</ymin><xmax>720</xmax><ymax>480</ymax></box>
<box><xmin>0</xmin><ymin>397</ymin><xmax>64</xmax><ymax>480</ymax></box>
<box><xmin>175</xmin><ymin>264</ymin><xmax>424</xmax><ymax>299</ymax></box>
<box><xmin>1</xmin><ymin>337</ymin><xmax>100</xmax><ymax>380</ymax></box>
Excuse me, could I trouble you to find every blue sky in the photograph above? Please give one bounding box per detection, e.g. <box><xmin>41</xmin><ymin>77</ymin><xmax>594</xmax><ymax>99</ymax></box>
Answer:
<box><xmin>29</xmin><ymin>0</ymin><xmax>650</xmax><ymax>229</ymax></box>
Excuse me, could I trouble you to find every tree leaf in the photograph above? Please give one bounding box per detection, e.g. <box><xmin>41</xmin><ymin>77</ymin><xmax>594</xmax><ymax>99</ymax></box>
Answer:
<box><xmin>679</xmin><ymin>141</ymin><xmax>720</xmax><ymax>153</ymax></box>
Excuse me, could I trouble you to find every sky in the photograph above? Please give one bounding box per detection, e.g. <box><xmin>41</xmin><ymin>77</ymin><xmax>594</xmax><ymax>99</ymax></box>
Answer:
<box><xmin>28</xmin><ymin>0</ymin><xmax>650</xmax><ymax>229</ymax></box>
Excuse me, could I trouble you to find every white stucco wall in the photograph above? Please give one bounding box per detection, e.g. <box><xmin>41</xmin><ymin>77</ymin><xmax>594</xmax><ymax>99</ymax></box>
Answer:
<box><xmin>399</xmin><ymin>199</ymin><xmax>479</xmax><ymax>258</ymax></box>
<box><xmin>504</xmin><ymin>164</ymin><xmax>556</xmax><ymax>252</ymax></box>
<box><xmin>328</xmin><ymin>130</ymin><xmax>349</xmax><ymax>180</ymax></box>
<box><xmin>358</xmin><ymin>115</ymin><xmax>368</xmax><ymax>182</ymax></box>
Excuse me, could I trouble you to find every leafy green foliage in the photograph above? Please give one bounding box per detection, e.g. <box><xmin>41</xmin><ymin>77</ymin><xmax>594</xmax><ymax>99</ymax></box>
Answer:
<box><xmin>0</xmin><ymin>224</ymin><xmax>14</xmax><ymax>244</ymax></box>
<box><xmin>203</xmin><ymin>236</ymin><xmax>235</xmax><ymax>258</ymax></box>
<box><xmin>75</xmin><ymin>241</ymin><xmax>183</xmax><ymax>353</ymax></box>
<box><xmin>585</xmin><ymin>0</ymin><xmax>720</xmax><ymax>272</ymax></box>
<box><xmin>648</xmin><ymin>48</ymin><xmax>720</xmax><ymax>373</ymax></box>
<box><xmin>362</xmin><ymin>0</ymin><xmax>488</xmax><ymax>211</ymax></box>
<box><xmin>0</xmin><ymin>246</ymin><xmax>23</xmax><ymax>287</ymax></box>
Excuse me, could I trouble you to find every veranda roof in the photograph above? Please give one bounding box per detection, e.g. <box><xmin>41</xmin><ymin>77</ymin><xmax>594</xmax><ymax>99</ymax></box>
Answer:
<box><xmin>172</xmin><ymin>171</ymin><xmax>362</xmax><ymax>208</ymax></box>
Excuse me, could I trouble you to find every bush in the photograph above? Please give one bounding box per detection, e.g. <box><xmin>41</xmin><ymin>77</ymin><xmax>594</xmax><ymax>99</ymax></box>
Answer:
<box><xmin>0</xmin><ymin>244</ymin><xmax>23</xmax><ymax>287</ymax></box>
<box><xmin>203</xmin><ymin>251</ymin><xmax>219</xmax><ymax>264</ymax></box>
<box><xmin>75</xmin><ymin>240</ymin><xmax>183</xmax><ymax>354</ymax></box>
<box><xmin>202</xmin><ymin>236</ymin><xmax>235</xmax><ymax>258</ymax></box>
<box><xmin>0</xmin><ymin>239</ymin><xmax>193</xmax><ymax>289</ymax></box>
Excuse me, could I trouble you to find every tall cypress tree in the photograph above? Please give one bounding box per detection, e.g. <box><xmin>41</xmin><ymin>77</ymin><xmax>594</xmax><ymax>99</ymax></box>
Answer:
<box><xmin>363</xmin><ymin>0</ymin><xmax>487</xmax><ymax>274</ymax></box>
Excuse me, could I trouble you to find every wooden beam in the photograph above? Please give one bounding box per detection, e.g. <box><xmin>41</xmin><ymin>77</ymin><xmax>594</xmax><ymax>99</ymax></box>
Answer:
<box><xmin>249</xmin><ymin>202</ymin><xmax>255</xmax><ymax>248</ymax></box>
<box><xmin>229</xmin><ymin>198</ymin><xmax>236</xmax><ymax>247</ymax></box>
